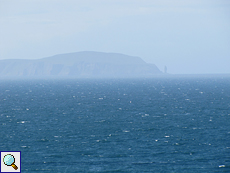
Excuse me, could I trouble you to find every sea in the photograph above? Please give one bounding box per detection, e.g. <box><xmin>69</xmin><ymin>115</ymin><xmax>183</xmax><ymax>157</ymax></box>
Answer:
<box><xmin>0</xmin><ymin>75</ymin><xmax>230</xmax><ymax>172</ymax></box>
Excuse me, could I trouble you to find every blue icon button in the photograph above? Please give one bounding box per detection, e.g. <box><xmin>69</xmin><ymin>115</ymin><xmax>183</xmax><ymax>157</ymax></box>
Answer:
<box><xmin>3</xmin><ymin>154</ymin><xmax>18</xmax><ymax>170</ymax></box>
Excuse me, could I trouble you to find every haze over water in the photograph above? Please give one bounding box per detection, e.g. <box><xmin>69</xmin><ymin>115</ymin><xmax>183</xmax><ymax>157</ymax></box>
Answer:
<box><xmin>1</xmin><ymin>0</ymin><xmax>230</xmax><ymax>74</ymax></box>
<box><xmin>1</xmin><ymin>1</ymin><xmax>230</xmax><ymax>172</ymax></box>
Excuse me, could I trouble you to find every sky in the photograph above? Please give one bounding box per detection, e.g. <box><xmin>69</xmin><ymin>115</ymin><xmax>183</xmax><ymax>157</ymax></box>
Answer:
<box><xmin>0</xmin><ymin>0</ymin><xmax>230</xmax><ymax>74</ymax></box>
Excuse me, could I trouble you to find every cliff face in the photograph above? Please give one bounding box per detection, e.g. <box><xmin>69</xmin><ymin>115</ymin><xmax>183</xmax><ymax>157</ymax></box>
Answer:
<box><xmin>0</xmin><ymin>51</ymin><xmax>162</xmax><ymax>78</ymax></box>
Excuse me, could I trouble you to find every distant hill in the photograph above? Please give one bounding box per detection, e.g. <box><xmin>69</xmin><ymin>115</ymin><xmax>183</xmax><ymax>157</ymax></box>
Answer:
<box><xmin>0</xmin><ymin>51</ymin><xmax>162</xmax><ymax>78</ymax></box>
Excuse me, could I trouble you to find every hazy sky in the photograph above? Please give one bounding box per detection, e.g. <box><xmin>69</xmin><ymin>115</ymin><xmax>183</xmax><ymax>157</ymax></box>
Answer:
<box><xmin>0</xmin><ymin>0</ymin><xmax>229</xmax><ymax>74</ymax></box>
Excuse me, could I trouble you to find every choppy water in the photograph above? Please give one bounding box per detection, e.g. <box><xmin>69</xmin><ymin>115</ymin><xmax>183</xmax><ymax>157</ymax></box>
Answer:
<box><xmin>0</xmin><ymin>76</ymin><xmax>230</xmax><ymax>172</ymax></box>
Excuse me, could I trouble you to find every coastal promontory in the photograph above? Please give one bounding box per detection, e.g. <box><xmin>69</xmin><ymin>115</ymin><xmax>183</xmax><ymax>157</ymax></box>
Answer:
<box><xmin>0</xmin><ymin>51</ymin><xmax>162</xmax><ymax>78</ymax></box>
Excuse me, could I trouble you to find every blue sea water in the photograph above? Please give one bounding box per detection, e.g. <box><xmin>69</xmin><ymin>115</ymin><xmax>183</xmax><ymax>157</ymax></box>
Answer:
<box><xmin>0</xmin><ymin>76</ymin><xmax>230</xmax><ymax>172</ymax></box>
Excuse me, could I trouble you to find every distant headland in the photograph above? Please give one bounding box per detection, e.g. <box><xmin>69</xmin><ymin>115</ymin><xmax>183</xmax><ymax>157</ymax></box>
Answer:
<box><xmin>0</xmin><ymin>51</ymin><xmax>162</xmax><ymax>78</ymax></box>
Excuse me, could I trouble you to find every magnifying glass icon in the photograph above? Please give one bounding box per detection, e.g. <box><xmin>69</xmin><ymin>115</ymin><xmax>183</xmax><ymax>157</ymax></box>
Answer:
<box><xmin>3</xmin><ymin>154</ymin><xmax>18</xmax><ymax>170</ymax></box>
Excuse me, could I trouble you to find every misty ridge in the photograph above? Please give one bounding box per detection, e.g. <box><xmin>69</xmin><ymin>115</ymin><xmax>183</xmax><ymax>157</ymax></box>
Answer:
<box><xmin>0</xmin><ymin>51</ymin><xmax>163</xmax><ymax>78</ymax></box>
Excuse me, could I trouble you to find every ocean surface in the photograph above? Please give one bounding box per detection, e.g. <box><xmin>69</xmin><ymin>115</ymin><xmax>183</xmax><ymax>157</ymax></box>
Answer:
<box><xmin>0</xmin><ymin>76</ymin><xmax>230</xmax><ymax>172</ymax></box>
